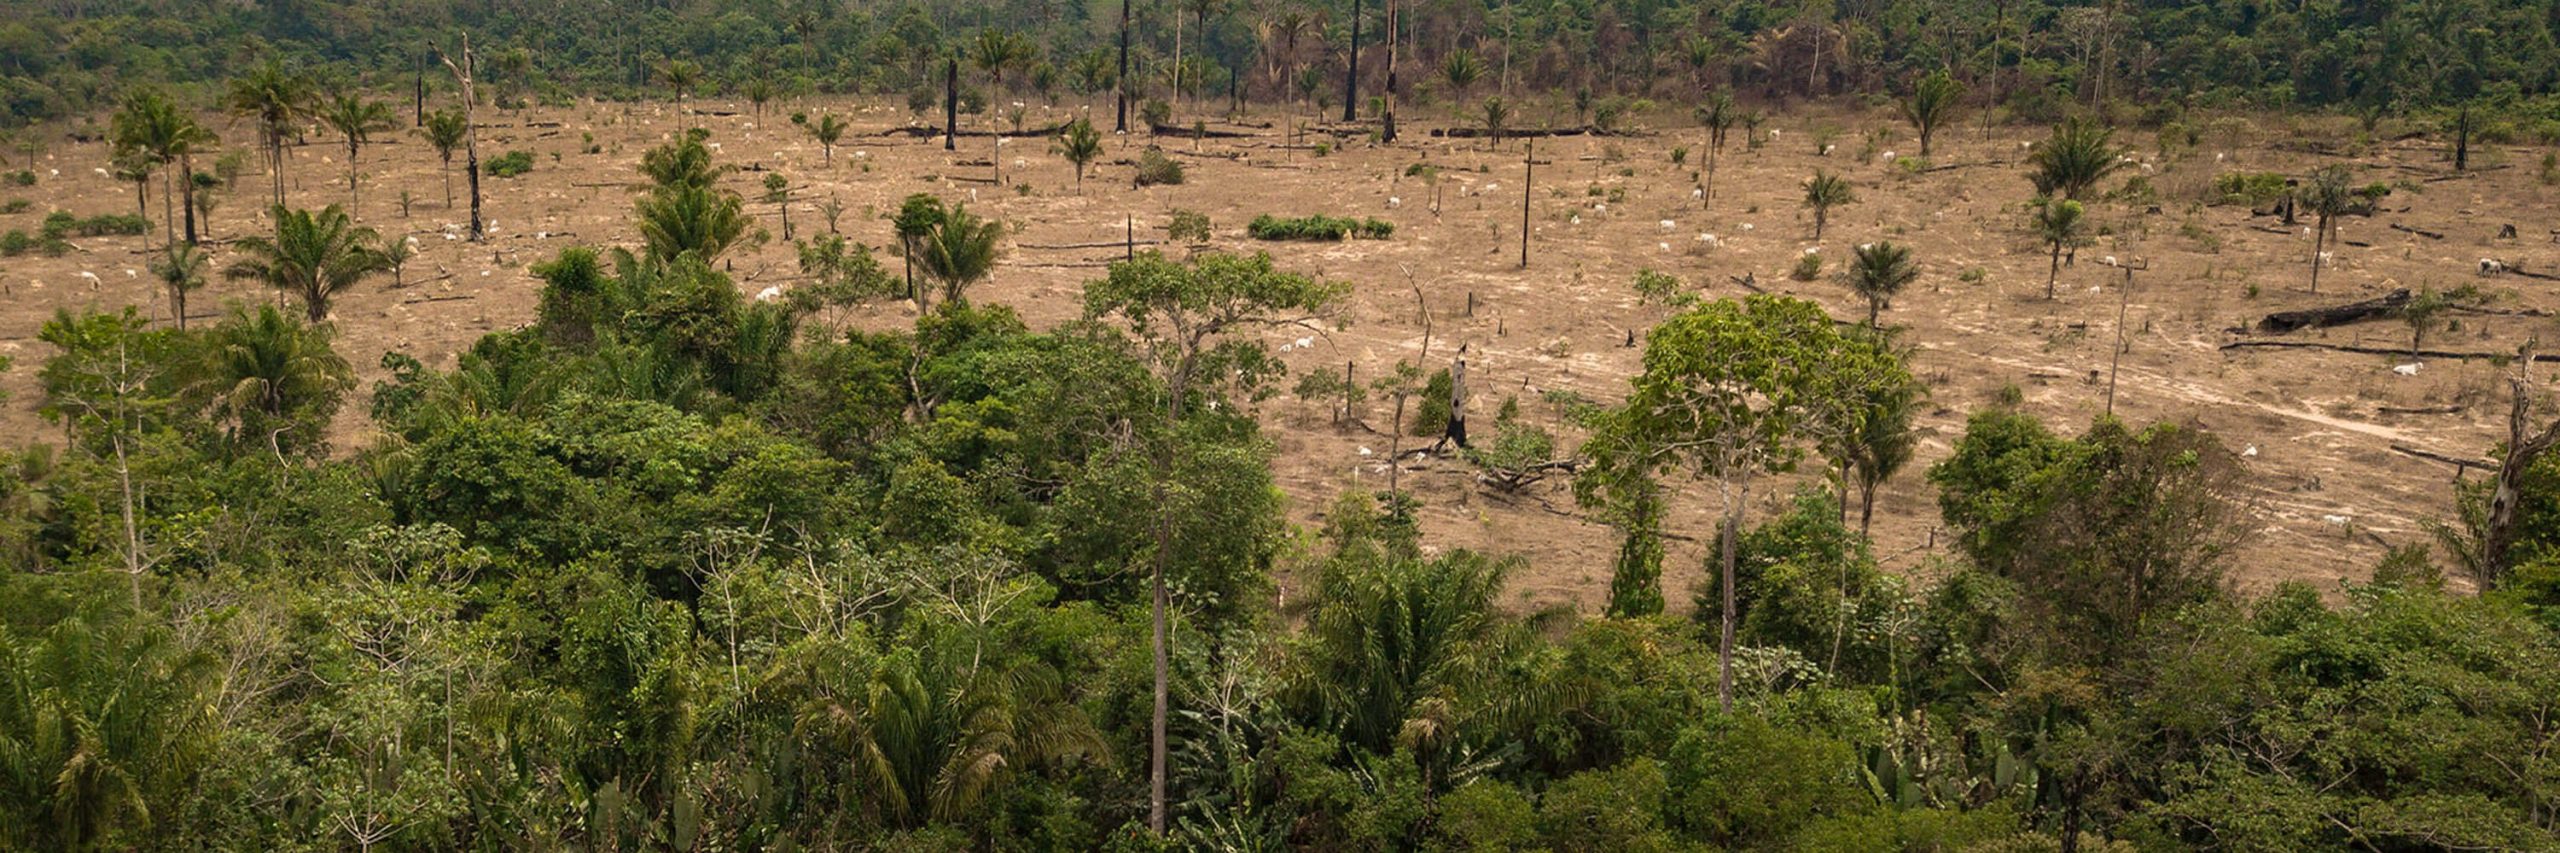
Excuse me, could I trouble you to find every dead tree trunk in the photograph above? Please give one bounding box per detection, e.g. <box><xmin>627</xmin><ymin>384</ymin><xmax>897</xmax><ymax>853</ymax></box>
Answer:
<box><xmin>2484</xmin><ymin>368</ymin><xmax>2560</xmax><ymax>585</ymax></box>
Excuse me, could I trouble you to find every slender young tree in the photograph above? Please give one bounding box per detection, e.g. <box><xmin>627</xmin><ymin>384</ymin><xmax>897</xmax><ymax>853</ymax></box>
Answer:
<box><xmin>806</xmin><ymin>114</ymin><xmax>848</xmax><ymax>164</ymax></box>
<box><xmin>1055</xmin><ymin>117</ymin><xmax>1103</xmax><ymax>190</ymax></box>
<box><xmin>2032</xmin><ymin>196</ymin><xmax>2089</xmax><ymax>299</ymax></box>
<box><xmin>1083</xmin><ymin>251</ymin><xmax>1346</xmax><ymax>836</ymax></box>
<box><xmin>1696</xmin><ymin>91</ymin><xmax>1737</xmax><ymax>208</ymax></box>
<box><xmin>149</xmin><ymin>242</ymin><xmax>209</xmax><ymax>329</ymax></box>
<box><xmin>1803</xmin><ymin>170</ymin><xmax>1855</xmax><ymax>240</ymax></box>
<box><xmin>318</xmin><ymin>91</ymin><xmax>400</xmax><ymax>218</ymax></box>
<box><xmin>2302</xmin><ymin>164</ymin><xmax>2356</xmax><ymax>294</ymax></box>
<box><xmin>421</xmin><ymin>108</ymin><xmax>468</xmax><ymax>208</ymax></box>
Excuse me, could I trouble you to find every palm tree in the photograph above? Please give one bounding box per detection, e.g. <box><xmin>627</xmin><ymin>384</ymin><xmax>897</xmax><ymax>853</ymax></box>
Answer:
<box><xmin>914</xmin><ymin>203</ymin><xmax>1001</xmax><ymax>308</ymax></box>
<box><xmin>318</xmin><ymin>91</ymin><xmax>400</xmax><ymax>218</ymax></box>
<box><xmin>1844</xmin><ymin>240</ymin><xmax>1917</xmax><ymax>328</ymax></box>
<box><xmin>1899</xmin><ymin>69</ymin><xmax>1963</xmax><ymax>157</ymax></box>
<box><xmin>2028</xmin><ymin>117</ymin><xmax>2128</xmax><ymax>200</ymax></box>
<box><xmin>1696</xmin><ymin>91</ymin><xmax>1737</xmax><ymax>208</ymax></box>
<box><xmin>1480</xmin><ymin>96</ymin><xmax>1512</xmax><ymax>149</ymax></box>
<box><xmin>892</xmin><ymin>193</ymin><xmax>947</xmax><ymax>307</ymax></box>
<box><xmin>197</xmin><ymin>302</ymin><xmax>355</xmax><ymax>457</ymax></box>
<box><xmin>111</xmin><ymin>89</ymin><xmax>217</xmax><ymax>246</ymax></box>
<box><xmin>806</xmin><ymin>114</ymin><xmax>848</xmax><ymax>164</ymax></box>
<box><xmin>149</xmin><ymin>243</ymin><xmax>209</xmax><ymax>329</ymax></box>
<box><xmin>1054</xmin><ymin>118</ymin><xmax>1102</xmax><ymax>191</ymax></box>
<box><xmin>1441</xmin><ymin>48</ymin><xmax>1483</xmax><ymax>117</ymax></box>
<box><xmin>421</xmin><ymin>108</ymin><xmax>468</xmax><ymax>208</ymax></box>
<box><xmin>744</xmin><ymin>77</ymin><xmax>777</xmax><ymax>120</ymax></box>
<box><xmin>659</xmin><ymin>59</ymin><xmax>703</xmax><ymax>127</ymax></box>
<box><xmin>2302</xmin><ymin>164</ymin><xmax>2356</xmax><ymax>294</ymax></box>
<box><xmin>224</xmin><ymin>59</ymin><xmax>316</xmax><ymax>208</ymax></box>
<box><xmin>1803</xmin><ymin>170</ymin><xmax>1855</xmax><ymax>241</ymax></box>
<box><xmin>970</xmin><ymin>30</ymin><xmax>1033</xmax><ymax>92</ymax></box>
<box><xmin>223</xmin><ymin>204</ymin><xmax>392</xmax><ymax>322</ymax></box>
<box><xmin>636</xmin><ymin>184</ymin><xmax>749</xmax><ymax>264</ymax></box>
<box><xmin>111</xmin><ymin>151</ymin><xmax>154</xmax><ymax>243</ymax></box>
<box><xmin>2032</xmin><ymin>196</ymin><xmax>2089</xmax><ymax>299</ymax></box>
<box><xmin>1840</xmin><ymin>371</ymin><xmax>1922</xmax><ymax>537</ymax></box>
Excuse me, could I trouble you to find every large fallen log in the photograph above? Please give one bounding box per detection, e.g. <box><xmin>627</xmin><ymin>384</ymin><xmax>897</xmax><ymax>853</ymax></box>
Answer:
<box><xmin>1430</xmin><ymin>125</ymin><xmax>1642</xmax><ymax>139</ymax></box>
<box><xmin>2219</xmin><ymin>339</ymin><xmax>2560</xmax><ymax>364</ymax></box>
<box><xmin>874</xmin><ymin>122</ymin><xmax>1075</xmax><ymax>139</ymax></box>
<box><xmin>1147</xmin><ymin>122</ymin><xmax>1259</xmax><ymax>139</ymax></box>
<box><xmin>2254</xmin><ymin>289</ymin><xmax>2411</xmax><ymax>333</ymax></box>
<box><xmin>2389</xmin><ymin>222</ymin><xmax>2444</xmax><ymax>239</ymax></box>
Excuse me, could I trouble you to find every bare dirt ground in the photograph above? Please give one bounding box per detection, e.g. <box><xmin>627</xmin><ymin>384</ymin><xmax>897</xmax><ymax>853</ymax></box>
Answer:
<box><xmin>6</xmin><ymin>95</ymin><xmax>2553</xmax><ymax>613</ymax></box>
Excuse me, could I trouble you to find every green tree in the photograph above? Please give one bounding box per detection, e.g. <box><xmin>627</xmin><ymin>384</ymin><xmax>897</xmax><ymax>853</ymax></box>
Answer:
<box><xmin>1899</xmin><ymin>69</ymin><xmax>1963</xmax><ymax>157</ymax></box>
<box><xmin>892</xmin><ymin>193</ymin><xmax>947</xmax><ymax>307</ymax></box>
<box><xmin>969</xmin><ymin>30</ymin><xmax>1034</xmax><ymax>91</ymax></box>
<box><xmin>2028</xmin><ymin>117</ymin><xmax>2128</xmax><ymax>201</ymax></box>
<box><xmin>913</xmin><ymin>203</ymin><xmax>1002</xmax><ymax>307</ymax></box>
<box><xmin>1803</xmin><ymin>170</ymin><xmax>1855</xmax><ymax>241</ymax></box>
<box><xmin>1696</xmin><ymin>91</ymin><xmax>1738</xmax><ymax>208</ymax></box>
<box><xmin>223</xmin><ymin>203</ymin><xmax>393</xmax><ymax>322</ymax></box>
<box><xmin>1581</xmin><ymin>295</ymin><xmax>1898</xmax><ymax>708</ymax></box>
<box><xmin>805</xmin><ymin>113</ymin><xmax>847</xmax><ymax>163</ymax></box>
<box><xmin>658</xmin><ymin>58</ymin><xmax>703</xmax><ymax>127</ymax></box>
<box><xmin>223</xmin><ymin>58</ymin><xmax>316</xmax><ymax>208</ymax></box>
<box><xmin>2032</xmin><ymin>196</ymin><xmax>2089</xmax><ymax>300</ymax></box>
<box><xmin>110</xmin><ymin>89</ymin><xmax>216</xmax><ymax>248</ymax></box>
<box><xmin>1481</xmin><ymin>96</ymin><xmax>1512</xmax><ymax>148</ymax></box>
<box><xmin>194</xmin><ymin>302</ymin><xmax>356</xmax><ymax>457</ymax></box>
<box><xmin>1442</xmin><ymin>48</ymin><xmax>1483</xmax><ymax>111</ymax></box>
<box><xmin>1054</xmin><ymin>117</ymin><xmax>1103</xmax><ymax>191</ymax></box>
<box><xmin>318</xmin><ymin>90</ymin><xmax>400</xmax><ymax>218</ymax></box>
<box><xmin>1842</xmin><ymin>240</ymin><xmax>1917</xmax><ymax>328</ymax></box>
<box><xmin>147</xmin><ymin>242</ymin><xmax>209</xmax><ymax>330</ymax></box>
<box><xmin>636</xmin><ymin>184</ymin><xmax>748</xmax><ymax>264</ymax></box>
<box><xmin>1084</xmin><ymin>249</ymin><xmax>1347</xmax><ymax>834</ymax></box>
<box><xmin>2301</xmin><ymin>164</ymin><xmax>2355</xmax><ymax>294</ymax></box>
<box><xmin>420</xmin><ymin>108</ymin><xmax>469</xmax><ymax>208</ymax></box>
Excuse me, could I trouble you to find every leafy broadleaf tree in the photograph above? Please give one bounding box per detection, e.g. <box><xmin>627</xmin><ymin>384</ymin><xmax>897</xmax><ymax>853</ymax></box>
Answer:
<box><xmin>1083</xmin><ymin>250</ymin><xmax>1346</xmax><ymax>835</ymax></box>
<box><xmin>1579</xmin><ymin>294</ymin><xmax>1903</xmax><ymax>709</ymax></box>
<box><xmin>224</xmin><ymin>204</ymin><xmax>393</xmax><ymax>322</ymax></box>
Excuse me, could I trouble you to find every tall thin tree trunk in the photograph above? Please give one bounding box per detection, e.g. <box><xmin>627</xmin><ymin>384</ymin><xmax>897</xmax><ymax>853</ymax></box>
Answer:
<box><xmin>1148</xmin><ymin>367</ymin><xmax>1191</xmax><ymax>836</ymax></box>
<box><xmin>347</xmin><ymin>142</ymin><xmax>360</xmax><ymax>217</ymax></box>
<box><xmin>1116</xmin><ymin>0</ymin><xmax>1131</xmax><ymax>133</ymax></box>
<box><xmin>1717</xmin><ymin>482</ymin><xmax>1743</xmax><ymax>711</ymax></box>
<box><xmin>945</xmin><ymin>59</ymin><xmax>960</xmax><ymax>152</ymax></box>
<box><xmin>180</xmin><ymin>154</ymin><xmax>199</xmax><ymax>246</ymax></box>
<box><xmin>2309</xmin><ymin>216</ymin><xmax>2327</xmax><ymax>294</ymax></box>
<box><xmin>1382</xmin><ymin>0</ymin><xmax>1399</xmax><ymax>142</ymax></box>
<box><xmin>1344</xmin><ymin>0</ymin><xmax>1362</xmax><ymax>122</ymax></box>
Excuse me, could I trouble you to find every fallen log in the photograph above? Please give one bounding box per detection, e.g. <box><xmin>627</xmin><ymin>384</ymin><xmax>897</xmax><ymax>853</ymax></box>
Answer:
<box><xmin>2391</xmin><ymin>443</ymin><xmax>2495</xmax><ymax>471</ymax></box>
<box><xmin>2389</xmin><ymin>222</ymin><xmax>2445</xmax><ymax>239</ymax></box>
<box><xmin>2254</xmin><ymin>289</ymin><xmax>2411</xmax><ymax>333</ymax></box>
<box><xmin>875</xmin><ymin>122</ymin><xmax>1074</xmax><ymax>139</ymax></box>
<box><xmin>1431</xmin><ymin>125</ymin><xmax>1639</xmax><ymax>139</ymax></box>
<box><xmin>2219</xmin><ymin>339</ymin><xmax>2560</xmax><ymax>364</ymax></box>
<box><xmin>2376</xmin><ymin>404</ymin><xmax>2465</xmax><ymax>416</ymax></box>
<box><xmin>1020</xmin><ymin>239</ymin><xmax>1163</xmax><ymax>250</ymax></box>
<box><xmin>1148</xmin><ymin>122</ymin><xmax>1259</xmax><ymax>139</ymax></box>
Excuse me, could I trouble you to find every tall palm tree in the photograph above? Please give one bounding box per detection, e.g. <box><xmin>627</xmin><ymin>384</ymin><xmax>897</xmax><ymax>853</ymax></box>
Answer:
<box><xmin>148</xmin><ymin>243</ymin><xmax>209</xmax><ymax>330</ymax></box>
<box><xmin>1803</xmin><ymin>170</ymin><xmax>1855</xmax><ymax>240</ymax></box>
<box><xmin>223</xmin><ymin>204</ymin><xmax>393</xmax><ymax>322</ymax></box>
<box><xmin>1899</xmin><ymin>69</ymin><xmax>1963</xmax><ymax>157</ymax></box>
<box><xmin>2302</xmin><ymin>164</ymin><xmax>2356</xmax><ymax>294</ymax></box>
<box><xmin>111</xmin><ymin>89</ymin><xmax>217</xmax><ymax>246</ymax></box>
<box><xmin>1844</xmin><ymin>240</ymin><xmax>1917</xmax><ymax>328</ymax></box>
<box><xmin>970</xmin><ymin>30</ymin><xmax>1033</xmax><ymax>92</ymax></box>
<box><xmin>111</xmin><ymin>151</ymin><xmax>155</xmax><ymax>244</ymax></box>
<box><xmin>224</xmin><ymin>59</ymin><xmax>317</xmax><ymax>208</ymax></box>
<box><xmin>914</xmin><ymin>203</ymin><xmax>1001</xmax><ymax>308</ymax></box>
<box><xmin>2028</xmin><ymin>117</ymin><xmax>2128</xmax><ymax>201</ymax></box>
<box><xmin>1696</xmin><ymin>90</ymin><xmax>1737</xmax><ymax>208</ymax></box>
<box><xmin>635</xmin><ymin>184</ymin><xmax>749</xmax><ymax>263</ymax></box>
<box><xmin>659</xmin><ymin>59</ymin><xmax>703</xmax><ymax>128</ymax></box>
<box><xmin>318</xmin><ymin>91</ymin><xmax>400</xmax><ymax>218</ymax></box>
<box><xmin>421</xmin><ymin>108</ymin><xmax>468</xmax><ymax>208</ymax></box>
<box><xmin>197</xmin><ymin>302</ymin><xmax>355</xmax><ymax>457</ymax></box>
<box><xmin>1054</xmin><ymin>118</ymin><xmax>1102</xmax><ymax>191</ymax></box>
<box><xmin>2032</xmin><ymin>196</ymin><xmax>2089</xmax><ymax>299</ymax></box>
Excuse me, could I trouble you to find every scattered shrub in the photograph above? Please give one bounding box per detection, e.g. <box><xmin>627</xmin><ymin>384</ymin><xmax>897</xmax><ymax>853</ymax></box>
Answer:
<box><xmin>1791</xmin><ymin>252</ymin><xmax>1824</xmax><ymax>281</ymax></box>
<box><xmin>1166</xmin><ymin>209</ymin><xmax>1211</xmax><ymax>242</ymax></box>
<box><xmin>40</xmin><ymin>211</ymin><xmax>147</xmax><ymax>238</ymax></box>
<box><xmin>485</xmin><ymin>150</ymin><xmax>536</xmax><ymax>178</ymax></box>
<box><xmin>1135</xmin><ymin>149</ymin><xmax>1184</xmax><ymax>186</ymax></box>
<box><xmin>1248</xmin><ymin>214</ymin><xmax>1394</xmax><ymax>241</ymax></box>
<box><xmin>2211</xmin><ymin>171</ymin><xmax>2288</xmax><ymax>206</ymax></box>
<box><xmin>3</xmin><ymin>171</ymin><xmax>33</xmax><ymax>186</ymax></box>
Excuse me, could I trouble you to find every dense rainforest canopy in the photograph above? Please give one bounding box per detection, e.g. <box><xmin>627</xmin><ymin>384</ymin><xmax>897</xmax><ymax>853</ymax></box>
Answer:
<box><xmin>3</xmin><ymin>0</ymin><xmax>2558</xmax><ymax>127</ymax></box>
